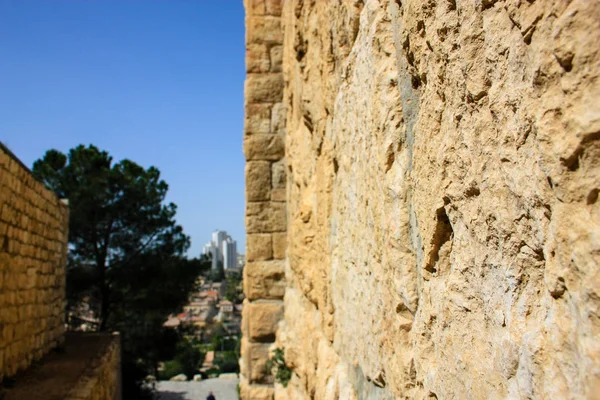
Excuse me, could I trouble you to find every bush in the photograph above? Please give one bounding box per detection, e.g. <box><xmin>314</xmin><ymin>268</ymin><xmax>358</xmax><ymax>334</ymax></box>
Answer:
<box><xmin>159</xmin><ymin>360</ymin><xmax>184</xmax><ymax>380</ymax></box>
<box><xmin>266</xmin><ymin>348</ymin><xmax>292</xmax><ymax>387</ymax></box>
<box><xmin>214</xmin><ymin>351</ymin><xmax>239</xmax><ymax>373</ymax></box>
<box><xmin>175</xmin><ymin>340</ymin><xmax>205</xmax><ymax>379</ymax></box>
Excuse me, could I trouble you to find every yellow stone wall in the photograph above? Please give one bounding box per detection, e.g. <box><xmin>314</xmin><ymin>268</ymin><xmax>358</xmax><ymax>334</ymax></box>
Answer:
<box><xmin>66</xmin><ymin>333</ymin><xmax>121</xmax><ymax>400</ymax></box>
<box><xmin>240</xmin><ymin>1</ymin><xmax>286</xmax><ymax>399</ymax></box>
<box><xmin>0</xmin><ymin>143</ymin><xmax>69</xmax><ymax>381</ymax></box>
<box><xmin>243</xmin><ymin>0</ymin><xmax>600</xmax><ymax>398</ymax></box>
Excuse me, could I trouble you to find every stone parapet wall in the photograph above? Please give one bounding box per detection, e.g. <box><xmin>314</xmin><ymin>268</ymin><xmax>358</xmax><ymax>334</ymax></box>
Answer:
<box><xmin>245</xmin><ymin>0</ymin><xmax>600</xmax><ymax>399</ymax></box>
<box><xmin>66</xmin><ymin>333</ymin><xmax>121</xmax><ymax>400</ymax></box>
<box><xmin>3</xmin><ymin>333</ymin><xmax>121</xmax><ymax>400</ymax></box>
<box><xmin>240</xmin><ymin>1</ymin><xmax>286</xmax><ymax>399</ymax></box>
<box><xmin>0</xmin><ymin>143</ymin><xmax>69</xmax><ymax>381</ymax></box>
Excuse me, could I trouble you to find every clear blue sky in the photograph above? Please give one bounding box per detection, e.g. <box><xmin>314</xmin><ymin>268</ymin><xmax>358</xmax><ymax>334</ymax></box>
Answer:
<box><xmin>0</xmin><ymin>1</ymin><xmax>247</xmax><ymax>257</ymax></box>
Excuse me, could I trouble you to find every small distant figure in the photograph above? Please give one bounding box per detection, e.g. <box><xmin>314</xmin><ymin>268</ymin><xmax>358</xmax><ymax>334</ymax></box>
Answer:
<box><xmin>207</xmin><ymin>391</ymin><xmax>216</xmax><ymax>400</ymax></box>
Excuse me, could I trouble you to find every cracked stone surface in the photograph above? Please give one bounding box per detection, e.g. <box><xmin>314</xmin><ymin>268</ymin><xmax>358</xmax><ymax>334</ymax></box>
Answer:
<box><xmin>271</xmin><ymin>0</ymin><xmax>600</xmax><ymax>398</ymax></box>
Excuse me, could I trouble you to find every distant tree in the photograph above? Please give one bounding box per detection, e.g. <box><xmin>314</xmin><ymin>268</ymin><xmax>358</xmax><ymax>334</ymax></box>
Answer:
<box><xmin>175</xmin><ymin>339</ymin><xmax>205</xmax><ymax>379</ymax></box>
<box><xmin>33</xmin><ymin>144</ymin><xmax>210</xmax><ymax>397</ymax></box>
<box><xmin>211</xmin><ymin>260</ymin><xmax>225</xmax><ymax>282</ymax></box>
<box><xmin>225</xmin><ymin>272</ymin><xmax>242</xmax><ymax>302</ymax></box>
<box><xmin>214</xmin><ymin>350</ymin><xmax>239</xmax><ymax>373</ymax></box>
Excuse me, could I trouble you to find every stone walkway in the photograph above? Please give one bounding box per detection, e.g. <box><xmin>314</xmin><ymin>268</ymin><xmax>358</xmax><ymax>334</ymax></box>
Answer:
<box><xmin>156</xmin><ymin>378</ymin><xmax>239</xmax><ymax>400</ymax></box>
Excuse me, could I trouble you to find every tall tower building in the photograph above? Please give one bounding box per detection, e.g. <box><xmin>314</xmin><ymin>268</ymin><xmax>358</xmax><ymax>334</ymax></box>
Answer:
<box><xmin>212</xmin><ymin>230</ymin><xmax>227</xmax><ymax>263</ymax></box>
<box><xmin>204</xmin><ymin>230</ymin><xmax>238</xmax><ymax>270</ymax></box>
<box><xmin>222</xmin><ymin>237</ymin><xmax>237</xmax><ymax>270</ymax></box>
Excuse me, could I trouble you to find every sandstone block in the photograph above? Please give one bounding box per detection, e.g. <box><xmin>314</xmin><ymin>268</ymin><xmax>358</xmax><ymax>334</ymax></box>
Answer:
<box><xmin>271</xmin><ymin>188</ymin><xmax>286</xmax><ymax>202</ymax></box>
<box><xmin>240</xmin><ymin>337</ymin><xmax>250</xmax><ymax>377</ymax></box>
<box><xmin>272</xmin><ymin>232</ymin><xmax>287</xmax><ymax>260</ymax></box>
<box><xmin>248</xmin><ymin>342</ymin><xmax>273</xmax><ymax>383</ymax></box>
<box><xmin>271</xmin><ymin>159</ymin><xmax>286</xmax><ymax>189</ymax></box>
<box><xmin>244</xmin><ymin>134</ymin><xmax>285</xmax><ymax>161</ymax></box>
<box><xmin>245</xmin><ymin>0</ymin><xmax>265</xmax><ymax>16</ymax></box>
<box><xmin>246</xmin><ymin>201</ymin><xmax>286</xmax><ymax>233</ymax></box>
<box><xmin>246</xmin><ymin>161</ymin><xmax>272</xmax><ymax>202</ymax></box>
<box><xmin>247</xmin><ymin>44</ymin><xmax>270</xmax><ymax>73</ymax></box>
<box><xmin>245</xmin><ymin>73</ymin><xmax>284</xmax><ymax>103</ymax></box>
<box><xmin>247</xmin><ymin>233</ymin><xmax>273</xmax><ymax>261</ymax></box>
<box><xmin>241</xmin><ymin>300</ymin><xmax>250</xmax><ymax>338</ymax></box>
<box><xmin>246</xmin><ymin>16</ymin><xmax>283</xmax><ymax>45</ymax></box>
<box><xmin>244</xmin><ymin>260</ymin><xmax>285</xmax><ymax>300</ymax></box>
<box><xmin>265</xmin><ymin>0</ymin><xmax>282</xmax><ymax>16</ymax></box>
<box><xmin>245</xmin><ymin>103</ymin><xmax>271</xmax><ymax>135</ymax></box>
<box><xmin>245</xmin><ymin>385</ymin><xmax>275</xmax><ymax>400</ymax></box>
<box><xmin>248</xmin><ymin>301</ymin><xmax>283</xmax><ymax>342</ymax></box>
<box><xmin>270</xmin><ymin>103</ymin><xmax>286</xmax><ymax>133</ymax></box>
<box><xmin>269</xmin><ymin>45</ymin><xmax>283</xmax><ymax>72</ymax></box>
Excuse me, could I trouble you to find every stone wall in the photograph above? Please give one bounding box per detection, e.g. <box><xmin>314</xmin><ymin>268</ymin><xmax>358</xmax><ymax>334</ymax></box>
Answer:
<box><xmin>240</xmin><ymin>0</ymin><xmax>287</xmax><ymax>399</ymax></box>
<box><xmin>243</xmin><ymin>0</ymin><xmax>600</xmax><ymax>399</ymax></box>
<box><xmin>0</xmin><ymin>143</ymin><xmax>69</xmax><ymax>381</ymax></box>
<box><xmin>66</xmin><ymin>333</ymin><xmax>121</xmax><ymax>400</ymax></box>
<box><xmin>4</xmin><ymin>333</ymin><xmax>121</xmax><ymax>400</ymax></box>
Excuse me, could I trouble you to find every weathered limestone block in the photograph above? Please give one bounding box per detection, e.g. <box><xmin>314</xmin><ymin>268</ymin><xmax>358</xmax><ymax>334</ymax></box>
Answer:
<box><xmin>270</xmin><ymin>103</ymin><xmax>285</xmax><ymax>134</ymax></box>
<box><xmin>247</xmin><ymin>233</ymin><xmax>273</xmax><ymax>261</ymax></box>
<box><xmin>245</xmin><ymin>0</ymin><xmax>266</xmax><ymax>16</ymax></box>
<box><xmin>272</xmin><ymin>232</ymin><xmax>287</xmax><ymax>260</ymax></box>
<box><xmin>245</xmin><ymin>74</ymin><xmax>284</xmax><ymax>103</ymax></box>
<box><xmin>245</xmin><ymin>103</ymin><xmax>271</xmax><ymax>135</ymax></box>
<box><xmin>269</xmin><ymin>46</ymin><xmax>283</xmax><ymax>73</ymax></box>
<box><xmin>246</xmin><ymin>161</ymin><xmax>272</xmax><ymax>201</ymax></box>
<box><xmin>247</xmin><ymin>17</ymin><xmax>283</xmax><ymax>45</ymax></box>
<box><xmin>271</xmin><ymin>189</ymin><xmax>285</xmax><ymax>202</ymax></box>
<box><xmin>265</xmin><ymin>0</ymin><xmax>282</xmax><ymax>17</ymax></box>
<box><xmin>246</xmin><ymin>201</ymin><xmax>286</xmax><ymax>233</ymax></box>
<box><xmin>243</xmin><ymin>385</ymin><xmax>274</xmax><ymax>400</ymax></box>
<box><xmin>244</xmin><ymin>260</ymin><xmax>285</xmax><ymax>300</ymax></box>
<box><xmin>247</xmin><ymin>301</ymin><xmax>283</xmax><ymax>342</ymax></box>
<box><xmin>244</xmin><ymin>134</ymin><xmax>285</xmax><ymax>161</ymax></box>
<box><xmin>247</xmin><ymin>44</ymin><xmax>271</xmax><ymax>73</ymax></box>
<box><xmin>271</xmin><ymin>159</ymin><xmax>286</xmax><ymax>189</ymax></box>
<box><xmin>241</xmin><ymin>338</ymin><xmax>273</xmax><ymax>383</ymax></box>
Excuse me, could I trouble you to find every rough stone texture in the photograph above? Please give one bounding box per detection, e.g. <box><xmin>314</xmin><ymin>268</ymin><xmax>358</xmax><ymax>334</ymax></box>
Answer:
<box><xmin>272</xmin><ymin>232</ymin><xmax>287</xmax><ymax>260</ymax></box>
<box><xmin>247</xmin><ymin>162</ymin><xmax>273</xmax><ymax>202</ymax></box>
<box><xmin>248</xmin><ymin>301</ymin><xmax>284</xmax><ymax>342</ymax></box>
<box><xmin>242</xmin><ymin>0</ymin><xmax>600</xmax><ymax>399</ymax></box>
<box><xmin>244</xmin><ymin>260</ymin><xmax>285</xmax><ymax>301</ymax></box>
<box><xmin>247</xmin><ymin>233</ymin><xmax>273</xmax><ymax>261</ymax></box>
<box><xmin>4</xmin><ymin>333</ymin><xmax>120</xmax><ymax>400</ymax></box>
<box><xmin>0</xmin><ymin>143</ymin><xmax>69</xmax><ymax>381</ymax></box>
<box><xmin>241</xmin><ymin>1</ymin><xmax>287</xmax><ymax>397</ymax></box>
<box><xmin>246</xmin><ymin>201</ymin><xmax>287</xmax><ymax>233</ymax></box>
<box><xmin>65</xmin><ymin>334</ymin><xmax>121</xmax><ymax>400</ymax></box>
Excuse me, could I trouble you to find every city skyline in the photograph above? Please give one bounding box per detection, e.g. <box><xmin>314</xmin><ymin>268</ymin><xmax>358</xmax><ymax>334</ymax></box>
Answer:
<box><xmin>203</xmin><ymin>229</ymin><xmax>240</xmax><ymax>270</ymax></box>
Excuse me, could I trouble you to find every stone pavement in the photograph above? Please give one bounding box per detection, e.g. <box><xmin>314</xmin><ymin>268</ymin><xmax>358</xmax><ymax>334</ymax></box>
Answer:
<box><xmin>156</xmin><ymin>378</ymin><xmax>238</xmax><ymax>400</ymax></box>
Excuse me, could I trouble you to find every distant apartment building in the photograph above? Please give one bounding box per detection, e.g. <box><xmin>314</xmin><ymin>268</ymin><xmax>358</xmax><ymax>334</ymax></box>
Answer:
<box><xmin>222</xmin><ymin>237</ymin><xmax>237</xmax><ymax>270</ymax></box>
<box><xmin>203</xmin><ymin>230</ymin><xmax>238</xmax><ymax>270</ymax></box>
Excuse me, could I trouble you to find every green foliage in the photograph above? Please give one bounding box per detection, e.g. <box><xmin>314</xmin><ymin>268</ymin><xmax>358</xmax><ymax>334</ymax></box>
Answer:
<box><xmin>32</xmin><ymin>145</ymin><xmax>211</xmax><ymax>398</ymax></box>
<box><xmin>266</xmin><ymin>348</ymin><xmax>292</xmax><ymax>387</ymax></box>
<box><xmin>211</xmin><ymin>334</ymin><xmax>238</xmax><ymax>352</ymax></box>
<box><xmin>210</xmin><ymin>260</ymin><xmax>225</xmax><ymax>282</ymax></box>
<box><xmin>225</xmin><ymin>272</ymin><xmax>242</xmax><ymax>302</ymax></box>
<box><xmin>204</xmin><ymin>322</ymin><xmax>226</xmax><ymax>345</ymax></box>
<box><xmin>157</xmin><ymin>337</ymin><xmax>205</xmax><ymax>380</ymax></box>
<box><xmin>213</xmin><ymin>351</ymin><xmax>239</xmax><ymax>373</ymax></box>
<box><xmin>174</xmin><ymin>340</ymin><xmax>205</xmax><ymax>379</ymax></box>
<box><xmin>158</xmin><ymin>360</ymin><xmax>184</xmax><ymax>380</ymax></box>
